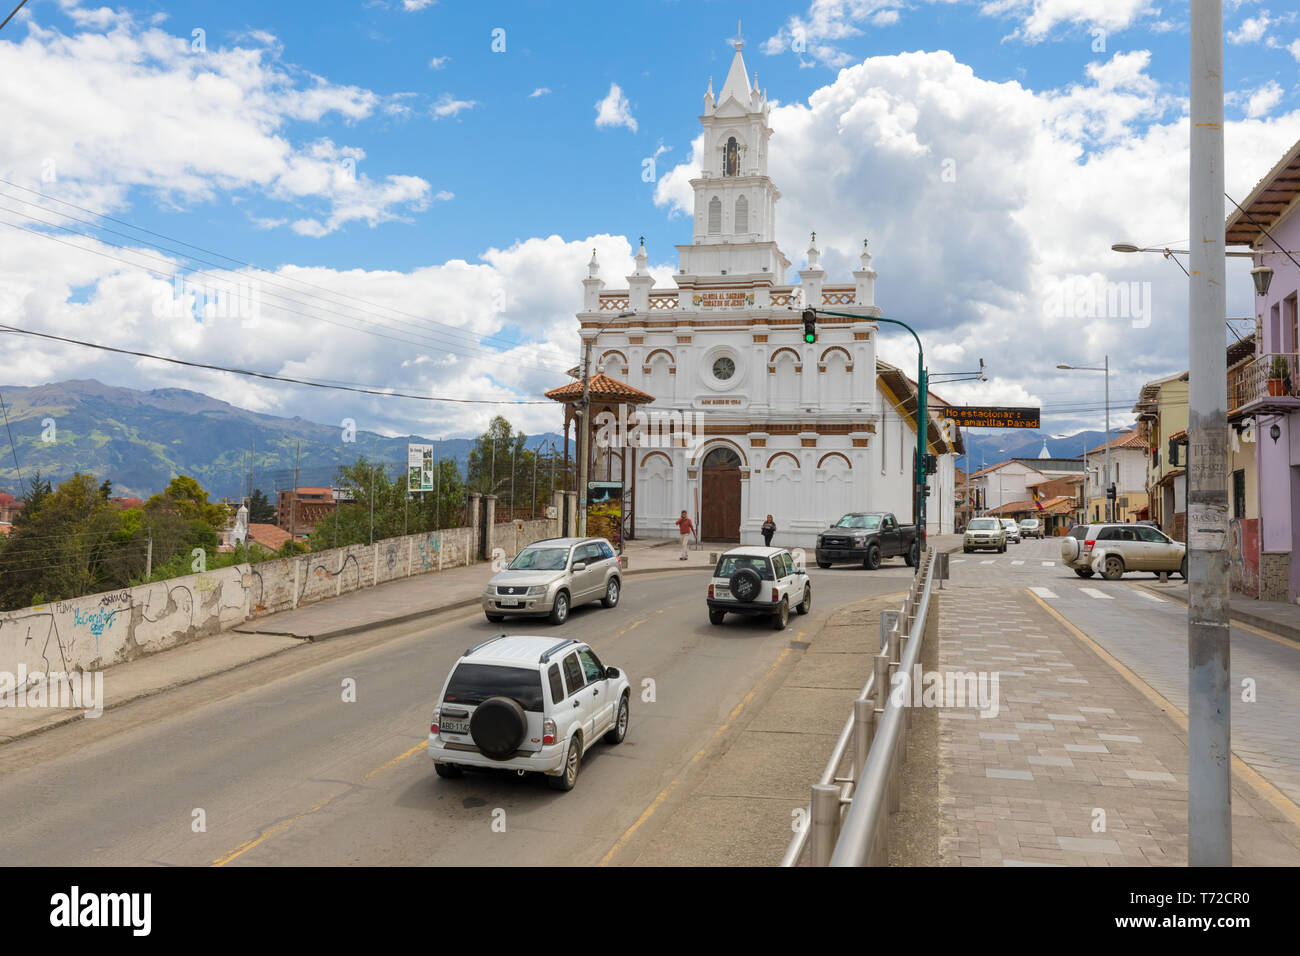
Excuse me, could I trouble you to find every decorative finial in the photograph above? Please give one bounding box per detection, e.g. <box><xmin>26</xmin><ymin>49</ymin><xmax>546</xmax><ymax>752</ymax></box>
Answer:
<box><xmin>639</xmin><ymin>235</ymin><xmax>645</xmax><ymax>247</ymax></box>
<box><xmin>736</xmin><ymin>18</ymin><xmax>742</xmax><ymax>50</ymax></box>
<box><xmin>811</xmin><ymin>231</ymin><xmax>817</xmax><ymax>245</ymax></box>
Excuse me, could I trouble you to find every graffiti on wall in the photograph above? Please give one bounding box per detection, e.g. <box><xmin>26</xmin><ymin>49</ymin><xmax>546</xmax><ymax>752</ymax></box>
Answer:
<box><xmin>1228</xmin><ymin>518</ymin><xmax>1259</xmax><ymax>599</ymax></box>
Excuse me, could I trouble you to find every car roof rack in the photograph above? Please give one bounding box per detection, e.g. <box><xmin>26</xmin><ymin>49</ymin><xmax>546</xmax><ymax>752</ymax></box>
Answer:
<box><xmin>539</xmin><ymin>638</ymin><xmax>578</xmax><ymax>663</ymax></box>
<box><xmin>464</xmin><ymin>633</ymin><xmax>509</xmax><ymax>657</ymax></box>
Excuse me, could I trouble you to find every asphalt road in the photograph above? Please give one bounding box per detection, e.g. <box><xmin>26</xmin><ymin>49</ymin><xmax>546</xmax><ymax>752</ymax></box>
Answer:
<box><xmin>0</xmin><ymin>558</ymin><xmax>915</xmax><ymax>866</ymax></box>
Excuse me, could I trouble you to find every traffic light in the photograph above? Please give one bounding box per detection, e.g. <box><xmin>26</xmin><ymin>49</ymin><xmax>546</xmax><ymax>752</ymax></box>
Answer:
<box><xmin>923</xmin><ymin>453</ymin><xmax>938</xmax><ymax>475</ymax></box>
<box><xmin>801</xmin><ymin>308</ymin><xmax>817</xmax><ymax>344</ymax></box>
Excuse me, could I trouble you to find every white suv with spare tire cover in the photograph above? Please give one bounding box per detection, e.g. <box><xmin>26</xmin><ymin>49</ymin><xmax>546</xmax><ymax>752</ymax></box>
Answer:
<box><xmin>428</xmin><ymin>635</ymin><xmax>630</xmax><ymax>792</ymax></box>
<box><xmin>706</xmin><ymin>546</ymin><xmax>812</xmax><ymax>630</ymax></box>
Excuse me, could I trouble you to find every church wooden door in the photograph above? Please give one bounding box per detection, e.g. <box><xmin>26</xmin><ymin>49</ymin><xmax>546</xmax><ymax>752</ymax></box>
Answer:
<box><xmin>701</xmin><ymin>447</ymin><xmax>742</xmax><ymax>541</ymax></box>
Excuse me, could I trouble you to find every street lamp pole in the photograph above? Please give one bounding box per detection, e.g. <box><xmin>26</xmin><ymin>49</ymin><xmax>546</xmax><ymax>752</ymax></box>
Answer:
<box><xmin>1057</xmin><ymin>357</ymin><xmax>1112</xmax><ymax>520</ymax></box>
<box><xmin>1188</xmin><ymin>0</ymin><xmax>1231</xmax><ymax>866</ymax></box>
<box><xmin>812</xmin><ymin>309</ymin><xmax>927</xmax><ymax>555</ymax></box>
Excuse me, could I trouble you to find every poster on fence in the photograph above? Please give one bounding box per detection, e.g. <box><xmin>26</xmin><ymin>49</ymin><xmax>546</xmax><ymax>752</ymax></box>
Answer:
<box><xmin>586</xmin><ymin>481</ymin><xmax>623</xmax><ymax>551</ymax></box>
<box><xmin>407</xmin><ymin>443</ymin><xmax>434</xmax><ymax>492</ymax></box>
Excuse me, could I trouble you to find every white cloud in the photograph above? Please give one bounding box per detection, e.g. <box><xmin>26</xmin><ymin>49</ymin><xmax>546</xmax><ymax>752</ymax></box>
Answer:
<box><xmin>402</xmin><ymin>0</ymin><xmax>436</xmax><ymax>10</ymax></box>
<box><xmin>529</xmin><ymin>87</ymin><xmax>551</xmax><ymax>98</ymax></box>
<box><xmin>982</xmin><ymin>0</ymin><xmax>1160</xmax><ymax>42</ymax></box>
<box><xmin>428</xmin><ymin>56</ymin><xmax>450</xmax><ymax>70</ymax></box>
<box><xmin>1245</xmin><ymin>80</ymin><xmax>1284</xmax><ymax>118</ymax></box>
<box><xmin>1228</xmin><ymin>13</ymin><xmax>1271</xmax><ymax>44</ymax></box>
<box><xmin>431</xmin><ymin>93</ymin><xmax>477</xmax><ymax>119</ymax></box>
<box><xmin>594</xmin><ymin>83</ymin><xmax>637</xmax><ymax>132</ymax></box>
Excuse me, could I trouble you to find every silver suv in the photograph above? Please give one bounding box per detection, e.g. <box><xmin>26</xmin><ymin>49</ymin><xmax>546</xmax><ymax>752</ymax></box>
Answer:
<box><xmin>429</xmin><ymin>635</ymin><xmax>630</xmax><ymax>792</ymax></box>
<box><xmin>483</xmin><ymin>537</ymin><xmax>621</xmax><ymax>626</ymax></box>
<box><xmin>1060</xmin><ymin>523</ymin><xmax>1187</xmax><ymax>580</ymax></box>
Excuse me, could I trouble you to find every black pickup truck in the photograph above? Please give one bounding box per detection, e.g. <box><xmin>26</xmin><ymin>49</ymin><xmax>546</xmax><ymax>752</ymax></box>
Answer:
<box><xmin>815</xmin><ymin>512</ymin><xmax>919</xmax><ymax>570</ymax></box>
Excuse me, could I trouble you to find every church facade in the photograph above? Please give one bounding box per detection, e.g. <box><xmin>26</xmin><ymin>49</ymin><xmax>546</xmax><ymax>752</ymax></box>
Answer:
<box><xmin>575</xmin><ymin>43</ymin><xmax>958</xmax><ymax>549</ymax></box>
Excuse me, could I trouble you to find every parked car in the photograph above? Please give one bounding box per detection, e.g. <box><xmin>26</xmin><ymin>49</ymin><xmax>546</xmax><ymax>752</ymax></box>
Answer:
<box><xmin>707</xmin><ymin>546</ymin><xmax>812</xmax><ymax>630</ymax></box>
<box><xmin>482</xmin><ymin>537</ymin><xmax>620</xmax><ymax>625</ymax></box>
<box><xmin>1060</xmin><ymin>523</ymin><xmax>1187</xmax><ymax>580</ymax></box>
<box><xmin>1018</xmin><ymin>518</ymin><xmax>1044</xmax><ymax>539</ymax></box>
<box><xmin>963</xmin><ymin>517</ymin><xmax>1007</xmax><ymax>553</ymax></box>
<box><xmin>429</xmin><ymin>635</ymin><xmax>630</xmax><ymax>791</ymax></box>
<box><xmin>999</xmin><ymin>518</ymin><xmax>1022</xmax><ymax>543</ymax></box>
<box><xmin>814</xmin><ymin>512</ymin><xmax>920</xmax><ymax>569</ymax></box>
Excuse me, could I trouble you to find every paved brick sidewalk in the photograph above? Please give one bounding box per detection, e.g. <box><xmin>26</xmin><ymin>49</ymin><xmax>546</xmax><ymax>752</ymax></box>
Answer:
<box><xmin>935</xmin><ymin>583</ymin><xmax>1300</xmax><ymax>866</ymax></box>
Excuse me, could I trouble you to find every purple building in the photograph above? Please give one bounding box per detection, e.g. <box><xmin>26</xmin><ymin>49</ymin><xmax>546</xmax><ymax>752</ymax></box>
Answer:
<box><xmin>1226</xmin><ymin>141</ymin><xmax>1300</xmax><ymax>603</ymax></box>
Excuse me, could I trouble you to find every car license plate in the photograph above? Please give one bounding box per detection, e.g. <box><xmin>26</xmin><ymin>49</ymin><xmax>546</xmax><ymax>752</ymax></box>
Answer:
<box><xmin>441</xmin><ymin>717</ymin><xmax>469</xmax><ymax>735</ymax></box>
<box><xmin>714</xmin><ymin>588</ymin><xmax>731</xmax><ymax>600</ymax></box>
<box><xmin>498</xmin><ymin>598</ymin><xmax>520</xmax><ymax>607</ymax></box>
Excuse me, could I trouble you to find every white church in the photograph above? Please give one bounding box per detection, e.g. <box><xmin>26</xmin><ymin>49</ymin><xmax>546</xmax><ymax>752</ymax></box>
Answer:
<box><xmin>572</xmin><ymin>40</ymin><xmax>961</xmax><ymax>549</ymax></box>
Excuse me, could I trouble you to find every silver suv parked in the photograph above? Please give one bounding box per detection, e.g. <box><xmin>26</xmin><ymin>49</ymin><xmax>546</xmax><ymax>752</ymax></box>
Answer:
<box><xmin>1060</xmin><ymin>523</ymin><xmax>1187</xmax><ymax>580</ymax></box>
<box><xmin>482</xmin><ymin>537</ymin><xmax>621</xmax><ymax>625</ymax></box>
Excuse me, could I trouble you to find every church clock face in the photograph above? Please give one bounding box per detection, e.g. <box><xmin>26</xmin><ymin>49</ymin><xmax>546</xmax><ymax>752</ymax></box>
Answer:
<box><xmin>712</xmin><ymin>356</ymin><xmax>736</xmax><ymax>381</ymax></box>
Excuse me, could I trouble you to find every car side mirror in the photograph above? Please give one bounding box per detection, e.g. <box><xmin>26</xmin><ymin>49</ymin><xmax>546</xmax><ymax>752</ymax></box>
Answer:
<box><xmin>572</xmin><ymin>562</ymin><xmax>587</xmax><ymax>572</ymax></box>
<box><xmin>605</xmin><ymin>666</ymin><xmax>620</xmax><ymax>679</ymax></box>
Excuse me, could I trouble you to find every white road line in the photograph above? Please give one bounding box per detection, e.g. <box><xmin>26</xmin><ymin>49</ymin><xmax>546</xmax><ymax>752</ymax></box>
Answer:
<box><xmin>952</xmin><ymin>558</ymin><xmax>967</xmax><ymax>564</ymax></box>
<box><xmin>1134</xmin><ymin>591</ymin><xmax>1164</xmax><ymax>602</ymax></box>
<box><xmin>980</xmin><ymin>559</ymin><xmax>995</xmax><ymax>565</ymax></box>
<box><xmin>1041</xmin><ymin>561</ymin><xmax>1055</xmax><ymax>567</ymax></box>
<box><xmin>1011</xmin><ymin>560</ymin><xmax>1025</xmax><ymax>565</ymax></box>
<box><xmin>1029</xmin><ymin>587</ymin><xmax>1058</xmax><ymax>599</ymax></box>
<box><xmin>1079</xmin><ymin>587</ymin><xmax>1112</xmax><ymax>600</ymax></box>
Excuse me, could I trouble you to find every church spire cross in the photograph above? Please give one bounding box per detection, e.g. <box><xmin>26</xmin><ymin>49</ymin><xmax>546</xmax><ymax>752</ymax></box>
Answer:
<box><xmin>736</xmin><ymin>18</ymin><xmax>742</xmax><ymax>50</ymax></box>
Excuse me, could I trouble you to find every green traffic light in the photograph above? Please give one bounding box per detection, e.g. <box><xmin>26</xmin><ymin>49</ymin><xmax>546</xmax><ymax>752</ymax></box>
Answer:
<box><xmin>804</xmin><ymin>332</ymin><xmax>815</xmax><ymax>343</ymax></box>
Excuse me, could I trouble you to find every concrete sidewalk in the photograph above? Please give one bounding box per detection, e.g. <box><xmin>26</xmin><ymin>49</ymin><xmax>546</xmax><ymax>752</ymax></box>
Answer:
<box><xmin>933</xmin><ymin>583</ymin><xmax>1300</xmax><ymax>866</ymax></box>
<box><xmin>0</xmin><ymin>536</ymin><xmax>706</xmax><ymax>744</ymax></box>
<box><xmin>1133</xmin><ymin>578</ymin><xmax>1300</xmax><ymax>644</ymax></box>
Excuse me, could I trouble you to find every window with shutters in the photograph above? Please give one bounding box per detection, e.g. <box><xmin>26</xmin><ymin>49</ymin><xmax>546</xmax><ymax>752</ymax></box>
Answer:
<box><xmin>734</xmin><ymin>195</ymin><xmax>748</xmax><ymax>233</ymax></box>
<box><xmin>707</xmin><ymin>196</ymin><xmax>721</xmax><ymax>234</ymax></box>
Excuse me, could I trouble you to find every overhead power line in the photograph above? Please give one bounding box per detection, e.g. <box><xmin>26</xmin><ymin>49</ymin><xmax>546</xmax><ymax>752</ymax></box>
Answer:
<box><xmin>0</xmin><ymin>324</ymin><xmax>553</xmax><ymax>405</ymax></box>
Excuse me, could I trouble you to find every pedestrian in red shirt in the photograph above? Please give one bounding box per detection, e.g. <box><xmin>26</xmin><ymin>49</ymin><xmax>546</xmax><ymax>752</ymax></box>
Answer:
<box><xmin>675</xmin><ymin>510</ymin><xmax>696</xmax><ymax>560</ymax></box>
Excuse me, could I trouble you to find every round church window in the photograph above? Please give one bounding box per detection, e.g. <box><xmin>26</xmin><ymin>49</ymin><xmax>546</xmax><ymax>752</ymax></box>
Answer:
<box><xmin>712</xmin><ymin>357</ymin><xmax>736</xmax><ymax>381</ymax></box>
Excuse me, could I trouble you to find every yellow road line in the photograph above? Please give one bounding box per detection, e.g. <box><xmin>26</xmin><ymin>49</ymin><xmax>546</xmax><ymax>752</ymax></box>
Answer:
<box><xmin>362</xmin><ymin>741</ymin><xmax>427</xmax><ymax>780</ymax></box>
<box><xmin>1027</xmin><ymin>589</ymin><xmax>1300</xmax><ymax>831</ymax></box>
<box><xmin>601</xmin><ymin>637</ymin><xmax>805</xmax><ymax>866</ymax></box>
<box><xmin>214</xmin><ymin>739</ymin><xmax>428</xmax><ymax>865</ymax></box>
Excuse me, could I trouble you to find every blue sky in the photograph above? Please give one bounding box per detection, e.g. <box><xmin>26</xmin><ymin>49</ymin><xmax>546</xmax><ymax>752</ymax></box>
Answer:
<box><xmin>3</xmin><ymin>0</ymin><xmax>1300</xmax><ymax>440</ymax></box>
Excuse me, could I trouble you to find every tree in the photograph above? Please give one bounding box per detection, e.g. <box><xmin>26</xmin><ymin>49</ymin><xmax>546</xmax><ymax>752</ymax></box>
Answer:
<box><xmin>467</xmin><ymin>416</ymin><xmax>527</xmax><ymax>498</ymax></box>
<box><xmin>248</xmin><ymin>488</ymin><xmax>276</xmax><ymax>524</ymax></box>
<box><xmin>309</xmin><ymin>455</ymin><xmax>468</xmax><ymax>552</ymax></box>
<box><xmin>146</xmin><ymin>475</ymin><xmax>229</xmax><ymax>530</ymax></box>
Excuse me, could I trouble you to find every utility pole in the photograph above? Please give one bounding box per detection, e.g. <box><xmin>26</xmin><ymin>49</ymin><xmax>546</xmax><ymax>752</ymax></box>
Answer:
<box><xmin>435</xmin><ymin>438</ymin><xmax>441</xmax><ymax>531</ymax></box>
<box><xmin>290</xmin><ymin>439</ymin><xmax>301</xmax><ymax>548</ymax></box>
<box><xmin>577</xmin><ymin>336</ymin><xmax>594</xmax><ymax>537</ymax></box>
<box><xmin>532</xmin><ymin>446</ymin><xmax>537</xmax><ymax>519</ymax></box>
<box><xmin>368</xmin><ymin>436</ymin><xmax>377</xmax><ymax>546</ymax></box>
<box><xmin>1104</xmin><ymin>354</ymin><xmax>1113</xmax><ymax>522</ymax></box>
<box><xmin>145</xmin><ymin>525</ymin><xmax>153</xmax><ymax>578</ymax></box>
<box><xmin>1188</xmin><ymin>0</ymin><xmax>1231</xmax><ymax>866</ymax></box>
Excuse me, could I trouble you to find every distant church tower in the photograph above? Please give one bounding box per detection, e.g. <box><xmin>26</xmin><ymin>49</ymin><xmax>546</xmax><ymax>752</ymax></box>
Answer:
<box><xmin>1038</xmin><ymin>440</ymin><xmax>1051</xmax><ymax>459</ymax></box>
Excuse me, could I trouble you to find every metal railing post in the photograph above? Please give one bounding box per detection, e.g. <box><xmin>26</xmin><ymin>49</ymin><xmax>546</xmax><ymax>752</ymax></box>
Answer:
<box><xmin>810</xmin><ymin>783</ymin><xmax>841</xmax><ymax>866</ymax></box>
<box><xmin>853</xmin><ymin>697</ymin><xmax>872</xmax><ymax>781</ymax></box>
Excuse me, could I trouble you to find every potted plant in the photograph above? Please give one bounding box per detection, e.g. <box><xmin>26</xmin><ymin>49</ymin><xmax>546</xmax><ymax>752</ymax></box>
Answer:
<box><xmin>1267</xmin><ymin>354</ymin><xmax>1289</xmax><ymax>396</ymax></box>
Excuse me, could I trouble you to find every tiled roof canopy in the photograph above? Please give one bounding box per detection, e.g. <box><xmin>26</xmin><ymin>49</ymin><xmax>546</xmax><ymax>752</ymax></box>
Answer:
<box><xmin>544</xmin><ymin>373</ymin><xmax>656</xmax><ymax>405</ymax></box>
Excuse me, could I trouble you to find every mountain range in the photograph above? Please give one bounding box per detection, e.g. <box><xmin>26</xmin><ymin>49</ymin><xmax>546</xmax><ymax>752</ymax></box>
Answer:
<box><xmin>0</xmin><ymin>379</ymin><xmax>1130</xmax><ymax>499</ymax></box>
<box><xmin>0</xmin><ymin>380</ymin><xmax>566</xmax><ymax>500</ymax></box>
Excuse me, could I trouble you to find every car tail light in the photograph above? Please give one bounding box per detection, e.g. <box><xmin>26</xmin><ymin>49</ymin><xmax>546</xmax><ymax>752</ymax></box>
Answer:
<box><xmin>771</xmin><ymin>588</ymin><xmax>779</xmax><ymax>602</ymax></box>
<box><xmin>543</xmin><ymin>718</ymin><xmax>557</xmax><ymax>746</ymax></box>
<box><xmin>1083</xmin><ymin>539</ymin><xmax>1095</xmax><ymax>554</ymax></box>
<box><xmin>708</xmin><ymin>584</ymin><xmax>714</xmax><ymax>598</ymax></box>
<box><xmin>430</xmin><ymin>707</ymin><xmax>440</xmax><ymax>736</ymax></box>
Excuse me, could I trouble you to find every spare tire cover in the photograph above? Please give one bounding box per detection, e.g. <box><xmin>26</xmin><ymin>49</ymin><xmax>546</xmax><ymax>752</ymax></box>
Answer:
<box><xmin>1060</xmin><ymin>537</ymin><xmax>1079</xmax><ymax>561</ymax></box>
<box><xmin>470</xmin><ymin>696</ymin><xmax>528</xmax><ymax>760</ymax></box>
<box><xmin>729</xmin><ymin>567</ymin><xmax>762</xmax><ymax>602</ymax></box>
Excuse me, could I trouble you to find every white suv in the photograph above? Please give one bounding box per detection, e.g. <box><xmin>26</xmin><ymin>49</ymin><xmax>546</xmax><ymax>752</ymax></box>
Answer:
<box><xmin>706</xmin><ymin>546</ymin><xmax>812</xmax><ymax>630</ymax></box>
<box><xmin>428</xmin><ymin>635</ymin><xmax>630</xmax><ymax>792</ymax></box>
<box><xmin>1060</xmin><ymin>523</ymin><xmax>1187</xmax><ymax>580</ymax></box>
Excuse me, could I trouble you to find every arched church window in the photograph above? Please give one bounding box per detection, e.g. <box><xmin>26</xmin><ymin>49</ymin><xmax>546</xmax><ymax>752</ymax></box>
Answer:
<box><xmin>708</xmin><ymin>196</ymin><xmax>721</xmax><ymax>234</ymax></box>
<box><xmin>734</xmin><ymin>195</ymin><xmax>748</xmax><ymax>233</ymax></box>
<box><xmin>724</xmin><ymin>137</ymin><xmax>740</xmax><ymax>177</ymax></box>
<box><xmin>703</xmin><ymin>446</ymin><xmax>741</xmax><ymax>469</ymax></box>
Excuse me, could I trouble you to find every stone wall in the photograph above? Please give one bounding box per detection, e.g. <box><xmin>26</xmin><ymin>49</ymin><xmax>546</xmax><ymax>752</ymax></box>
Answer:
<box><xmin>1260</xmin><ymin>551</ymin><xmax>1291</xmax><ymax>603</ymax></box>
<box><xmin>0</xmin><ymin>518</ymin><xmax>555</xmax><ymax>677</ymax></box>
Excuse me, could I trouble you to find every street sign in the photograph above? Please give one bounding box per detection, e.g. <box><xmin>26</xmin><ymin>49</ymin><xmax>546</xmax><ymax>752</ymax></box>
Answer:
<box><xmin>407</xmin><ymin>443</ymin><xmax>434</xmax><ymax>491</ymax></box>
<box><xmin>944</xmin><ymin>406</ymin><xmax>1041</xmax><ymax>429</ymax></box>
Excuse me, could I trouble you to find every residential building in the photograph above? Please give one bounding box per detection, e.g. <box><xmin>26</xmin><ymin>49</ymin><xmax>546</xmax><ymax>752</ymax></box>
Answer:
<box><xmin>1226</xmin><ymin>139</ymin><xmax>1300</xmax><ymax>603</ymax></box>
<box><xmin>1133</xmin><ymin>371</ymin><xmax>1190</xmax><ymax>539</ymax></box>
<box><xmin>1080</xmin><ymin>428</ymin><xmax>1149</xmax><ymax>523</ymax></box>
<box><xmin>276</xmin><ymin>487</ymin><xmax>336</xmax><ymax>535</ymax></box>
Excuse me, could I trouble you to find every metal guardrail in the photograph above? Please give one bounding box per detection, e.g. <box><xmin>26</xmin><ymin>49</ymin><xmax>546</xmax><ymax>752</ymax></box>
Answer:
<box><xmin>780</xmin><ymin>546</ymin><xmax>939</xmax><ymax>867</ymax></box>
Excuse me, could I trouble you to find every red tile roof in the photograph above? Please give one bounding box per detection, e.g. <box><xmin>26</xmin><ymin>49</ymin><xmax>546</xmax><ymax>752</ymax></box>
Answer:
<box><xmin>545</xmin><ymin>373</ymin><xmax>656</xmax><ymax>404</ymax></box>
<box><xmin>1085</xmin><ymin>428</ymin><xmax>1146</xmax><ymax>456</ymax></box>
<box><xmin>248</xmin><ymin>522</ymin><xmax>291</xmax><ymax>551</ymax></box>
